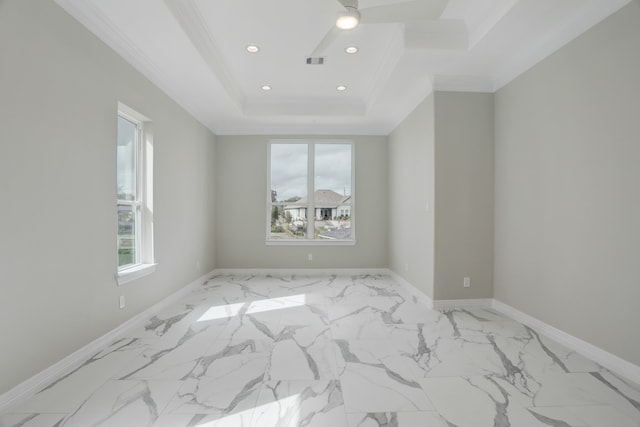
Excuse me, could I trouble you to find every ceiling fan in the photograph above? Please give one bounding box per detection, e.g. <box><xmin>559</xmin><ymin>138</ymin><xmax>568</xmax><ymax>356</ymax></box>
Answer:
<box><xmin>310</xmin><ymin>0</ymin><xmax>448</xmax><ymax>57</ymax></box>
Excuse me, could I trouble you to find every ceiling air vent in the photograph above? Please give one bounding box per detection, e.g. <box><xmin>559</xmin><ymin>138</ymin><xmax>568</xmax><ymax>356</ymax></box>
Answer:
<box><xmin>305</xmin><ymin>57</ymin><xmax>326</xmax><ymax>65</ymax></box>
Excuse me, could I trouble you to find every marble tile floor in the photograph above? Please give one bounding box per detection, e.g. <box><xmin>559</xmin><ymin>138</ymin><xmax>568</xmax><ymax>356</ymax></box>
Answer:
<box><xmin>2</xmin><ymin>273</ymin><xmax>639</xmax><ymax>427</ymax></box>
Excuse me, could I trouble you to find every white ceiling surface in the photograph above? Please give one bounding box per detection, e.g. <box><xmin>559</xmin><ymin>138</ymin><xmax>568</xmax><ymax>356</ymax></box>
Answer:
<box><xmin>54</xmin><ymin>0</ymin><xmax>631</xmax><ymax>135</ymax></box>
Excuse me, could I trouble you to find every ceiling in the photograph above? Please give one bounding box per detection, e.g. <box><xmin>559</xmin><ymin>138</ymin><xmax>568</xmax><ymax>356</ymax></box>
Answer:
<box><xmin>54</xmin><ymin>0</ymin><xmax>631</xmax><ymax>135</ymax></box>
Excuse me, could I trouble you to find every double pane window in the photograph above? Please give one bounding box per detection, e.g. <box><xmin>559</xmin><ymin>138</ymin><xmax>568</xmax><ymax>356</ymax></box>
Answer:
<box><xmin>268</xmin><ymin>141</ymin><xmax>354</xmax><ymax>243</ymax></box>
<box><xmin>117</xmin><ymin>115</ymin><xmax>141</xmax><ymax>268</ymax></box>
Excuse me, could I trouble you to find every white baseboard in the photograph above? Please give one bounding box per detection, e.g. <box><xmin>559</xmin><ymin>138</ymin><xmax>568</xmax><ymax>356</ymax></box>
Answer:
<box><xmin>212</xmin><ymin>268</ymin><xmax>390</xmax><ymax>276</ymax></box>
<box><xmin>491</xmin><ymin>299</ymin><xmax>640</xmax><ymax>386</ymax></box>
<box><xmin>432</xmin><ymin>298</ymin><xmax>493</xmax><ymax>310</ymax></box>
<box><xmin>385</xmin><ymin>269</ymin><xmax>434</xmax><ymax>309</ymax></box>
<box><xmin>386</xmin><ymin>273</ymin><xmax>640</xmax><ymax>386</ymax></box>
<box><xmin>0</xmin><ymin>270</ymin><xmax>216</xmax><ymax>413</ymax></box>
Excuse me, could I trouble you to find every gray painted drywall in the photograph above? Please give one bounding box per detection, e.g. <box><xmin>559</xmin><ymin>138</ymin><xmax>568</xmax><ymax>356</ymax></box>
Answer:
<box><xmin>494</xmin><ymin>3</ymin><xmax>640</xmax><ymax>365</ymax></box>
<box><xmin>0</xmin><ymin>0</ymin><xmax>216</xmax><ymax>394</ymax></box>
<box><xmin>215</xmin><ymin>135</ymin><xmax>388</xmax><ymax>268</ymax></box>
<box><xmin>434</xmin><ymin>92</ymin><xmax>494</xmax><ymax>300</ymax></box>
<box><xmin>388</xmin><ymin>96</ymin><xmax>435</xmax><ymax>298</ymax></box>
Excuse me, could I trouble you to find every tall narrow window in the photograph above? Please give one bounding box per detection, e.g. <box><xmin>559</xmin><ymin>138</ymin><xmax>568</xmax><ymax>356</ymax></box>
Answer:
<box><xmin>117</xmin><ymin>103</ymin><xmax>155</xmax><ymax>284</ymax></box>
<box><xmin>268</xmin><ymin>140</ymin><xmax>354</xmax><ymax>244</ymax></box>
<box><xmin>117</xmin><ymin>115</ymin><xmax>140</xmax><ymax>267</ymax></box>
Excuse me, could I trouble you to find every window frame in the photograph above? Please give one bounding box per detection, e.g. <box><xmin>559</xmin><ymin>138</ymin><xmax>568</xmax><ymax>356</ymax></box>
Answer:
<box><xmin>266</xmin><ymin>139</ymin><xmax>356</xmax><ymax>246</ymax></box>
<box><xmin>116</xmin><ymin>103</ymin><xmax>156</xmax><ymax>285</ymax></box>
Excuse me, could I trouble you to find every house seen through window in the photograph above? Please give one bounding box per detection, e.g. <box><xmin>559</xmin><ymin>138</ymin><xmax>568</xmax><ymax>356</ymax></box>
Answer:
<box><xmin>268</xmin><ymin>141</ymin><xmax>354</xmax><ymax>243</ymax></box>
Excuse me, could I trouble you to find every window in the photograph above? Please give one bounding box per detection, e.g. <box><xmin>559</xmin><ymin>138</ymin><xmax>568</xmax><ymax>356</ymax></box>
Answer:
<box><xmin>116</xmin><ymin>103</ymin><xmax>155</xmax><ymax>284</ymax></box>
<box><xmin>268</xmin><ymin>140</ymin><xmax>354</xmax><ymax>244</ymax></box>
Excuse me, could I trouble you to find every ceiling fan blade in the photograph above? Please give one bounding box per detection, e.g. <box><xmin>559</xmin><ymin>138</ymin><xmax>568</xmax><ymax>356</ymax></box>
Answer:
<box><xmin>360</xmin><ymin>0</ymin><xmax>447</xmax><ymax>23</ymax></box>
<box><xmin>310</xmin><ymin>26</ymin><xmax>342</xmax><ymax>56</ymax></box>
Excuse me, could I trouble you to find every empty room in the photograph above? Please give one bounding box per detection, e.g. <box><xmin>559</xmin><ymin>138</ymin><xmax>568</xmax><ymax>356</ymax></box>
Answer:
<box><xmin>1</xmin><ymin>0</ymin><xmax>639</xmax><ymax>426</ymax></box>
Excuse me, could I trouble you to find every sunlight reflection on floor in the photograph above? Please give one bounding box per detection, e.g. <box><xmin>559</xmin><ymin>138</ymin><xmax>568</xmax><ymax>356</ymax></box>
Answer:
<box><xmin>197</xmin><ymin>294</ymin><xmax>306</xmax><ymax>322</ymax></box>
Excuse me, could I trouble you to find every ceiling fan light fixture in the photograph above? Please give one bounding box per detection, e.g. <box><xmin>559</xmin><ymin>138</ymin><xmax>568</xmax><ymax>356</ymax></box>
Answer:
<box><xmin>336</xmin><ymin>7</ymin><xmax>360</xmax><ymax>30</ymax></box>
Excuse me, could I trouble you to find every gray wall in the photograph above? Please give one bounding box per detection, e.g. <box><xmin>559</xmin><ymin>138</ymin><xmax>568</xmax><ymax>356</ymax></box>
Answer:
<box><xmin>0</xmin><ymin>0</ymin><xmax>217</xmax><ymax>395</ymax></box>
<box><xmin>215</xmin><ymin>135</ymin><xmax>388</xmax><ymax>268</ymax></box>
<box><xmin>494</xmin><ymin>3</ymin><xmax>640</xmax><ymax>365</ymax></box>
<box><xmin>388</xmin><ymin>96</ymin><xmax>436</xmax><ymax>298</ymax></box>
<box><xmin>434</xmin><ymin>92</ymin><xmax>494</xmax><ymax>300</ymax></box>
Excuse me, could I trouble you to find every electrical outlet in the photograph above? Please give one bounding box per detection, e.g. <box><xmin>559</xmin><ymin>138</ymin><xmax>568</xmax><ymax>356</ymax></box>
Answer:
<box><xmin>404</xmin><ymin>262</ymin><xmax>409</xmax><ymax>272</ymax></box>
<box><xmin>196</xmin><ymin>260</ymin><xmax>201</xmax><ymax>270</ymax></box>
<box><xmin>308</xmin><ymin>253</ymin><xmax>313</xmax><ymax>261</ymax></box>
<box><xmin>463</xmin><ymin>277</ymin><xmax>470</xmax><ymax>288</ymax></box>
<box><xmin>119</xmin><ymin>295</ymin><xmax>126</xmax><ymax>309</ymax></box>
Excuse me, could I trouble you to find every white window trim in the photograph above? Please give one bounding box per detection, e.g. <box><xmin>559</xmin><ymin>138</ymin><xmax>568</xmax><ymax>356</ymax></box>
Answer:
<box><xmin>117</xmin><ymin>263</ymin><xmax>158</xmax><ymax>286</ymax></box>
<box><xmin>266</xmin><ymin>139</ymin><xmax>356</xmax><ymax>245</ymax></box>
<box><xmin>116</xmin><ymin>102</ymin><xmax>155</xmax><ymax>285</ymax></box>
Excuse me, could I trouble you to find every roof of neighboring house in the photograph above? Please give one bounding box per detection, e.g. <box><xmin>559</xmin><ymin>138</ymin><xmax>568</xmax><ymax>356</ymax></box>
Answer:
<box><xmin>284</xmin><ymin>189</ymin><xmax>351</xmax><ymax>209</ymax></box>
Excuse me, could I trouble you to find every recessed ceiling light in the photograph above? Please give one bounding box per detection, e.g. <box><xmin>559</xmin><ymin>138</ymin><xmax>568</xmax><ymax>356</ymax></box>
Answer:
<box><xmin>261</xmin><ymin>85</ymin><xmax>272</xmax><ymax>91</ymax></box>
<box><xmin>345</xmin><ymin>46</ymin><xmax>359</xmax><ymax>54</ymax></box>
<box><xmin>336</xmin><ymin>85</ymin><xmax>347</xmax><ymax>91</ymax></box>
<box><xmin>246</xmin><ymin>45</ymin><xmax>259</xmax><ymax>53</ymax></box>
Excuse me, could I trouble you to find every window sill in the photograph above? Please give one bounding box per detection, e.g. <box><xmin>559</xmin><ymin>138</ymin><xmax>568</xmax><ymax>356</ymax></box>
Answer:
<box><xmin>265</xmin><ymin>240</ymin><xmax>356</xmax><ymax>246</ymax></box>
<box><xmin>117</xmin><ymin>263</ymin><xmax>157</xmax><ymax>286</ymax></box>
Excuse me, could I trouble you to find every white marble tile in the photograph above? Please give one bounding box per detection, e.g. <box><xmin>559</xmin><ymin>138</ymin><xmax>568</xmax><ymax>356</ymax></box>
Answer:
<box><xmin>533</xmin><ymin>372</ymin><xmax>640</xmax><ymax>422</ymax></box>
<box><xmin>189</xmin><ymin>337</ymin><xmax>273</xmax><ymax>380</ymax></box>
<box><xmin>10</xmin><ymin>339</ymin><xmax>146</xmax><ymax>413</ymax></box>
<box><xmin>346</xmin><ymin>412</ymin><xmax>449</xmax><ymax>427</ymax></box>
<box><xmin>165</xmin><ymin>354</ymin><xmax>266</xmax><ymax>416</ymax></box>
<box><xmin>591</xmin><ymin>369</ymin><xmax>640</xmax><ymax>400</ymax></box>
<box><xmin>249</xmin><ymin>380</ymin><xmax>348</xmax><ymax>427</ymax></box>
<box><xmin>419</xmin><ymin>376</ymin><xmax>549</xmax><ymax>427</ymax></box>
<box><xmin>278</xmin><ymin>305</ymin><xmax>330</xmax><ymax>327</ymax></box>
<box><xmin>216</xmin><ymin>313</ymin><xmax>285</xmax><ymax>342</ymax></box>
<box><xmin>200</xmin><ymin>277</ymin><xmax>274</xmax><ymax>305</ymax></box>
<box><xmin>478</xmin><ymin>325</ymin><xmax>604</xmax><ymax>383</ymax></box>
<box><xmin>383</xmin><ymin>296</ymin><xmax>443</xmax><ymax>324</ymax></box>
<box><xmin>340</xmin><ymin>363</ymin><xmax>433</xmax><ymax>413</ymax></box>
<box><xmin>331</xmin><ymin>319</ymin><xmax>423</xmax><ymax>341</ymax></box>
<box><xmin>146</xmin><ymin>335</ymin><xmax>271</xmax><ymax>417</ymax></box>
<box><xmin>267</xmin><ymin>327</ymin><xmax>339</xmax><ymax>380</ymax></box>
<box><xmin>3</xmin><ymin>273</ymin><xmax>638</xmax><ymax>427</ymax></box>
<box><xmin>415</xmin><ymin>336</ymin><xmax>506</xmax><ymax>378</ymax></box>
<box><xmin>151</xmin><ymin>412</ymin><xmax>254</xmax><ymax>427</ymax></box>
<box><xmin>0</xmin><ymin>413</ymin><xmax>66</xmax><ymax>427</ymax></box>
<box><xmin>527</xmin><ymin>405</ymin><xmax>639</xmax><ymax>427</ymax></box>
<box><xmin>334</xmin><ymin>331</ymin><xmax>514</xmax><ymax>383</ymax></box>
<box><xmin>126</xmin><ymin>302</ymin><xmax>209</xmax><ymax>341</ymax></box>
<box><xmin>420</xmin><ymin>371</ymin><xmax>640</xmax><ymax>427</ymax></box>
<box><xmin>59</xmin><ymin>380</ymin><xmax>181</xmax><ymax>427</ymax></box>
<box><xmin>116</xmin><ymin>324</ymin><xmax>229</xmax><ymax>381</ymax></box>
<box><xmin>329</xmin><ymin>299</ymin><xmax>402</xmax><ymax>323</ymax></box>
